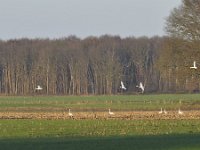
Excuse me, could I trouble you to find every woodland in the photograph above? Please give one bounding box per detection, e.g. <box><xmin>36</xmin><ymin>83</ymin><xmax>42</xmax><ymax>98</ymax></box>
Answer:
<box><xmin>0</xmin><ymin>0</ymin><xmax>199</xmax><ymax>95</ymax></box>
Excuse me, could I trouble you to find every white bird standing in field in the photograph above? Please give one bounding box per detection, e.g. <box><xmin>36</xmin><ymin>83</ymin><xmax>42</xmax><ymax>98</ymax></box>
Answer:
<box><xmin>190</xmin><ymin>61</ymin><xmax>197</xmax><ymax>69</ymax></box>
<box><xmin>136</xmin><ymin>82</ymin><xmax>145</xmax><ymax>93</ymax></box>
<box><xmin>163</xmin><ymin>109</ymin><xmax>167</xmax><ymax>114</ymax></box>
<box><xmin>158</xmin><ymin>108</ymin><xmax>163</xmax><ymax>114</ymax></box>
<box><xmin>120</xmin><ymin>81</ymin><xmax>126</xmax><ymax>90</ymax></box>
<box><xmin>178</xmin><ymin>108</ymin><xmax>183</xmax><ymax>115</ymax></box>
<box><xmin>35</xmin><ymin>85</ymin><xmax>43</xmax><ymax>90</ymax></box>
<box><xmin>68</xmin><ymin>109</ymin><xmax>73</xmax><ymax>117</ymax></box>
<box><xmin>108</xmin><ymin>108</ymin><xmax>114</xmax><ymax>115</ymax></box>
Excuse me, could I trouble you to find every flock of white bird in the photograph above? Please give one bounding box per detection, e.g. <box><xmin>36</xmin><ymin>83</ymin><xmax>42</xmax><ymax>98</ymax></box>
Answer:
<box><xmin>34</xmin><ymin>61</ymin><xmax>197</xmax><ymax>93</ymax></box>
<box><xmin>158</xmin><ymin>108</ymin><xmax>183</xmax><ymax>115</ymax></box>
<box><xmin>156</xmin><ymin>61</ymin><xmax>196</xmax><ymax>116</ymax></box>
<box><xmin>36</xmin><ymin>61</ymin><xmax>196</xmax><ymax>118</ymax></box>
<box><xmin>67</xmin><ymin>108</ymin><xmax>115</xmax><ymax>117</ymax></box>
<box><xmin>120</xmin><ymin>60</ymin><xmax>197</xmax><ymax>94</ymax></box>
<box><xmin>120</xmin><ymin>81</ymin><xmax>145</xmax><ymax>93</ymax></box>
<box><xmin>35</xmin><ymin>81</ymin><xmax>144</xmax><ymax>93</ymax></box>
<box><xmin>67</xmin><ymin>107</ymin><xmax>184</xmax><ymax>118</ymax></box>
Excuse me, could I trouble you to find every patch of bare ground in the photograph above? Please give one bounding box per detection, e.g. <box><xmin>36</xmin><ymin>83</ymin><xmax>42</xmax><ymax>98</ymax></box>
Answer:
<box><xmin>0</xmin><ymin>111</ymin><xmax>200</xmax><ymax>120</ymax></box>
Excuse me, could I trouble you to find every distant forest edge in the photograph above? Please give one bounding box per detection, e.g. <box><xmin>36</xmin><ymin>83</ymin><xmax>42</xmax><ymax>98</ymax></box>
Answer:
<box><xmin>0</xmin><ymin>35</ymin><xmax>199</xmax><ymax>95</ymax></box>
<box><xmin>0</xmin><ymin>0</ymin><xmax>199</xmax><ymax>95</ymax></box>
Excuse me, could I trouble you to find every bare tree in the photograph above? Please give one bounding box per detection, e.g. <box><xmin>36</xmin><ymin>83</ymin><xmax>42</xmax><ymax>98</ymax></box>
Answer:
<box><xmin>0</xmin><ymin>36</ymin><xmax>163</xmax><ymax>95</ymax></box>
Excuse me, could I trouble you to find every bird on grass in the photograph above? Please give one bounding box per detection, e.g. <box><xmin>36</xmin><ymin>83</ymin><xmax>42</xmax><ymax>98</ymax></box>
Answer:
<box><xmin>163</xmin><ymin>109</ymin><xmax>167</xmax><ymax>114</ymax></box>
<box><xmin>108</xmin><ymin>108</ymin><xmax>114</xmax><ymax>115</ymax></box>
<box><xmin>158</xmin><ymin>108</ymin><xmax>163</xmax><ymax>114</ymax></box>
<box><xmin>68</xmin><ymin>109</ymin><xmax>73</xmax><ymax>117</ymax></box>
<box><xmin>178</xmin><ymin>108</ymin><xmax>183</xmax><ymax>115</ymax></box>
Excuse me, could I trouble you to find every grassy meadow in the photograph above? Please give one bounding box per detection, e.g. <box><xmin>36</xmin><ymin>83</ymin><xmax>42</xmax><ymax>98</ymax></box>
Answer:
<box><xmin>0</xmin><ymin>94</ymin><xmax>200</xmax><ymax>150</ymax></box>
<box><xmin>0</xmin><ymin>94</ymin><xmax>200</xmax><ymax>111</ymax></box>
<box><xmin>0</xmin><ymin>119</ymin><xmax>200</xmax><ymax>150</ymax></box>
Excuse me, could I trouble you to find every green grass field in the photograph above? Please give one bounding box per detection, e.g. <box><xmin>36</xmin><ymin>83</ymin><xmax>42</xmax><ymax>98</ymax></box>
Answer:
<box><xmin>1</xmin><ymin>119</ymin><xmax>200</xmax><ymax>138</ymax></box>
<box><xmin>1</xmin><ymin>94</ymin><xmax>200</xmax><ymax>150</ymax></box>
<box><xmin>0</xmin><ymin>94</ymin><xmax>200</xmax><ymax>111</ymax></box>
<box><xmin>1</xmin><ymin>134</ymin><xmax>200</xmax><ymax>150</ymax></box>
<box><xmin>0</xmin><ymin>119</ymin><xmax>200</xmax><ymax>150</ymax></box>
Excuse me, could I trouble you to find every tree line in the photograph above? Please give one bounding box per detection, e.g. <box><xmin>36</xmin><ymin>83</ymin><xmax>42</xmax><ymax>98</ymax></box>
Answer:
<box><xmin>0</xmin><ymin>36</ymin><xmax>198</xmax><ymax>95</ymax></box>
<box><xmin>0</xmin><ymin>0</ymin><xmax>199</xmax><ymax>95</ymax></box>
<box><xmin>0</xmin><ymin>36</ymin><xmax>166</xmax><ymax>95</ymax></box>
<box><xmin>159</xmin><ymin>0</ymin><xmax>200</xmax><ymax>93</ymax></box>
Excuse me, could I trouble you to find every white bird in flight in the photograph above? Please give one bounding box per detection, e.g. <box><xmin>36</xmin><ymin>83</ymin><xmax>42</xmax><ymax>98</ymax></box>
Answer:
<box><xmin>190</xmin><ymin>61</ymin><xmax>197</xmax><ymax>69</ymax></box>
<box><xmin>35</xmin><ymin>85</ymin><xmax>43</xmax><ymax>90</ymax></box>
<box><xmin>136</xmin><ymin>82</ymin><xmax>145</xmax><ymax>93</ymax></box>
<box><xmin>120</xmin><ymin>81</ymin><xmax>126</xmax><ymax>90</ymax></box>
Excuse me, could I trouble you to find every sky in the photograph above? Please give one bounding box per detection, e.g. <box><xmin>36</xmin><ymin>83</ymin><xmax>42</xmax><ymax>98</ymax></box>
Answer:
<box><xmin>0</xmin><ymin>0</ymin><xmax>182</xmax><ymax>40</ymax></box>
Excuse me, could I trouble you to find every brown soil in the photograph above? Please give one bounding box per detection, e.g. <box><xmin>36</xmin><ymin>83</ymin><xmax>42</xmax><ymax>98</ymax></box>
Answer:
<box><xmin>0</xmin><ymin>110</ymin><xmax>200</xmax><ymax>120</ymax></box>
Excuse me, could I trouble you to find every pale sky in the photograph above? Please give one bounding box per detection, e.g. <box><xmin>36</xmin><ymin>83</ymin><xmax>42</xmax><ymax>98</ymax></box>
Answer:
<box><xmin>0</xmin><ymin>0</ymin><xmax>182</xmax><ymax>40</ymax></box>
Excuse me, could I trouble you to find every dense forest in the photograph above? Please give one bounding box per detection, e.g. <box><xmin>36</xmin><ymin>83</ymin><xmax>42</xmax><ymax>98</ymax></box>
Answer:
<box><xmin>0</xmin><ymin>35</ymin><xmax>198</xmax><ymax>95</ymax></box>
<box><xmin>0</xmin><ymin>0</ymin><xmax>199</xmax><ymax>95</ymax></box>
<box><xmin>0</xmin><ymin>36</ymin><xmax>162</xmax><ymax>95</ymax></box>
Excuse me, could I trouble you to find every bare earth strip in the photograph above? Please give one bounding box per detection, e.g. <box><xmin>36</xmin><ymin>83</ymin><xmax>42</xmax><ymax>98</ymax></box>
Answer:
<box><xmin>0</xmin><ymin>111</ymin><xmax>200</xmax><ymax>120</ymax></box>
